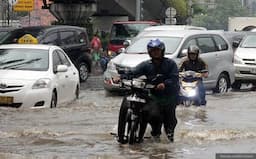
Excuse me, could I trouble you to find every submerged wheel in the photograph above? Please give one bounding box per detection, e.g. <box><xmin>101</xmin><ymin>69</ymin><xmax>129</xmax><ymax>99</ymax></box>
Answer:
<box><xmin>183</xmin><ymin>100</ymin><xmax>192</xmax><ymax>107</ymax></box>
<box><xmin>232</xmin><ymin>81</ymin><xmax>242</xmax><ymax>90</ymax></box>
<box><xmin>75</xmin><ymin>85</ymin><xmax>80</xmax><ymax>99</ymax></box>
<box><xmin>129</xmin><ymin>120</ymin><xmax>139</xmax><ymax>145</ymax></box>
<box><xmin>117</xmin><ymin>98</ymin><xmax>129</xmax><ymax>144</ymax></box>
<box><xmin>78</xmin><ymin>62</ymin><xmax>89</xmax><ymax>82</ymax></box>
<box><xmin>213</xmin><ymin>73</ymin><xmax>229</xmax><ymax>94</ymax></box>
<box><xmin>50</xmin><ymin>91</ymin><xmax>57</xmax><ymax>108</ymax></box>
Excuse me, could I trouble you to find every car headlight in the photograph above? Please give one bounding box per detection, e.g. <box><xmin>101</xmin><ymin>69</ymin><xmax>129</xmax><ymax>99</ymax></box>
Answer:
<box><xmin>32</xmin><ymin>78</ymin><xmax>51</xmax><ymax>89</ymax></box>
<box><xmin>107</xmin><ymin>61</ymin><xmax>117</xmax><ymax>73</ymax></box>
<box><xmin>234</xmin><ymin>54</ymin><xmax>243</xmax><ymax>64</ymax></box>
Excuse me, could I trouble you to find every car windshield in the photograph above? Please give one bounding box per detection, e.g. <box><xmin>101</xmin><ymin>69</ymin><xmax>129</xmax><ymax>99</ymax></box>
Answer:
<box><xmin>241</xmin><ymin>35</ymin><xmax>256</xmax><ymax>48</ymax></box>
<box><xmin>126</xmin><ymin>37</ymin><xmax>182</xmax><ymax>54</ymax></box>
<box><xmin>0</xmin><ymin>48</ymin><xmax>49</xmax><ymax>71</ymax></box>
<box><xmin>0</xmin><ymin>31</ymin><xmax>8</xmax><ymax>39</ymax></box>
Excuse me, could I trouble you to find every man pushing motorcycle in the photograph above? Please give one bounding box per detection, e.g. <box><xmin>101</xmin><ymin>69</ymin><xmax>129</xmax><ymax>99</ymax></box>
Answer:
<box><xmin>115</xmin><ymin>39</ymin><xmax>180</xmax><ymax>143</ymax></box>
<box><xmin>179</xmin><ymin>45</ymin><xmax>209</xmax><ymax>106</ymax></box>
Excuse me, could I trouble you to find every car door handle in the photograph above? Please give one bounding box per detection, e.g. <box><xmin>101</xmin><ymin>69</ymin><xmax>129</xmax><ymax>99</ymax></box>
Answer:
<box><xmin>65</xmin><ymin>75</ymin><xmax>69</xmax><ymax>78</ymax></box>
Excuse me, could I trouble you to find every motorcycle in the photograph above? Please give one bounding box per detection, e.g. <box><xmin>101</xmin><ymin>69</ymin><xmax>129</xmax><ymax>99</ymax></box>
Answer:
<box><xmin>117</xmin><ymin>75</ymin><xmax>161</xmax><ymax>144</ymax></box>
<box><xmin>179</xmin><ymin>70</ymin><xmax>204</xmax><ymax>107</ymax></box>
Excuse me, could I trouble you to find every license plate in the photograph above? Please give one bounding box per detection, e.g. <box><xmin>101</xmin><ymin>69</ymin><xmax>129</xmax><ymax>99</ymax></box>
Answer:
<box><xmin>0</xmin><ymin>96</ymin><xmax>13</xmax><ymax>105</ymax></box>
<box><xmin>251</xmin><ymin>68</ymin><xmax>256</xmax><ymax>74</ymax></box>
<box><xmin>127</xmin><ymin>95</ymin><xmax>146</xmax><ymax>103</ymax></box>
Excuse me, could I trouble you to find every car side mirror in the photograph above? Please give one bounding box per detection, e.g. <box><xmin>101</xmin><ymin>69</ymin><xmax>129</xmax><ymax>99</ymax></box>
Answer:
<box><xmin>232</xmin><ymin>40</ymin><xmax>240</xmax><ymax>48</ymax></box>
<box><xmin>57</xmin><ymin>65</ymin><xmax>68</xmax><ymax>72</ymax></box>
<box><xmin>180</xmin><ymin>49</ymin><xmax>188</xmax><ymax>58</ymax></box>
<box><xmin>123</xmin><ymin>40</ymin><xmax>131</xmax><ymax>48</ymax></box>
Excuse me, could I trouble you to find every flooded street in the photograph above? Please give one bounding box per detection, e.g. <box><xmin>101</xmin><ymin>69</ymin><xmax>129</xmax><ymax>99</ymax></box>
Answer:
<box><xmin>0</xmin><ymin>76</ymin><xmax>256</xmax><ymax>159</ymax></box>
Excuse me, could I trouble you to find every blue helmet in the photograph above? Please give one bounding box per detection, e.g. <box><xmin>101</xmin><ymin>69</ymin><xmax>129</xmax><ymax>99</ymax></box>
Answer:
<box><xmin>147</xmin><ymin>39</ymin><xmax>165</xmax><ymax>56</ymax></box>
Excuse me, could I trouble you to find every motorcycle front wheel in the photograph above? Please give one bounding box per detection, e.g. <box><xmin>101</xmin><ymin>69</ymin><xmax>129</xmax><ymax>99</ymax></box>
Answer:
<box><xmin>129</xmin><ymin>120</ymin><xmax>139</xmax><ymax>144</ymax></box>
<box><xmin>117</xmin><ymin>98</ymin><xmax>129</xmax><ymax>144</ymax></box>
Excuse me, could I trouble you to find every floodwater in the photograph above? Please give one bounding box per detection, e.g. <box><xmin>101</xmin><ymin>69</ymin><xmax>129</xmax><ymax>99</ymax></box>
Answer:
<box><xmin>0</xmin><ymin>85</ymin><xmax>256</xmax><ymax>159</ymax></box>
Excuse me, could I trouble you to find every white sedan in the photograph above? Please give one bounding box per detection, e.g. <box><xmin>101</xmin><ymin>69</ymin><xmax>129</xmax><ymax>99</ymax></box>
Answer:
<box><xmin>0</xmin><ymin>44</ymin><xmax>80</xmax><ymax>108</ymax></box>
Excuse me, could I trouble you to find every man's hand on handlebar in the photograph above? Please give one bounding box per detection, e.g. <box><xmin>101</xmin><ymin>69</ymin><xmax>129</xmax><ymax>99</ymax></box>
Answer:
<box><xmin>156</xmin><ymin>83</ymin><xmax>165</xmax><ymax>90</ymax></box>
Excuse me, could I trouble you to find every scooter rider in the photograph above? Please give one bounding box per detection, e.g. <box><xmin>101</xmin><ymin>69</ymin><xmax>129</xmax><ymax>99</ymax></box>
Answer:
<box><xmin>116</xmin><ymin>39</ymin><xmax>179</xmax><ymax>142</ymax></box>
<box><xmin>179</xmin><ymin>45</ymin><xmax>209</xmax><ymax>106</ymax></box>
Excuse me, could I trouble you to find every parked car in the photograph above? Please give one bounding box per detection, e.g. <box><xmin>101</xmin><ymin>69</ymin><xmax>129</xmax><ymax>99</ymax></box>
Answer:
<box><xmin>232</xmin><ymin>33</ymin><xmax>256</xmax><ymax>90</ymax></box>
<box><xmin>104</xmin><ymin>30</ymin><xmax>235</xmax><ymax>94</ymax></box>
<box><xmin>0</xmin><ymin>44</ymin><xmax>80</xmax><ymax>108</ymax></box>
<box><xmin>107</xmin><ymin>21</ymin><xmax>159</xmax><ymax>55</ymax></box>
<box><xmin>0</xmin><ymin>27</ymin><xmax>16</xmax><ymax>39</ymax></box>
<box><xmin>0</xmin><ymin>25</ymin><xmax>92</xmax><ymax>82</ymax></box>
<box><xmin>133</xmin><ymin>25</ymin><xmax>207</xmax><ymax>41</ymax></box>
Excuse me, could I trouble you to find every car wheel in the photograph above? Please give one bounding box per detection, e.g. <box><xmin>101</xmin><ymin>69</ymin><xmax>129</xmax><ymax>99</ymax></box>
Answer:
<box><xmin>50</xmin><ymin>91</ymin><xmax>57</xmax><ymax>108</ymax></box>
<box><xmin>213</xmin><ymin>73</ymin><xmax>229</xmax><ymax>94</ymax></box>
<box><xmin>79</xmin><ymin>62</ymin><xmax>89</xmax><ymax>82</ymax></box>
<box><xmin>75</xmin><ymin>85</ymin><xmax>80</xmax><ymax>99</ymax></box>
<box><xmin>232</xmin><ymin>81</ymin><xmax>242</xmax><ymax>90</ymax></box>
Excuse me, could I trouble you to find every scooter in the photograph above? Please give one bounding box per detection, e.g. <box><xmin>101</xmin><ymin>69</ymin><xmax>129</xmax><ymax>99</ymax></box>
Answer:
<box><xmin>179</xmin><ymin>70</ymin><xmax>203</xmax><ymax>107</ymax></box>
<box><xmin>117</xmin><ymin>74</ymin><xmax>162</xmax><ymax>144</ymax></box>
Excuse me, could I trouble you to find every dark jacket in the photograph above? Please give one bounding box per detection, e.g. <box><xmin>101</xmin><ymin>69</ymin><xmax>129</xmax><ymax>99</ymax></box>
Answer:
<box><xmin>128</xmin><ymin>57</ymin><xmax>180</xmax><ymax>98</ymax></box>
<box><xmin>179</xmin><ymin>57</ymin><xmax>208</xmax><ymax>72</ymax></box>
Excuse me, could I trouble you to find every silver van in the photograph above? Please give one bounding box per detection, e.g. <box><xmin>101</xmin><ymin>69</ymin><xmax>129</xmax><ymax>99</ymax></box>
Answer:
<box><xmin>104</xmin><ymin>30</ymin><xmax>235</xmax><ymax>94</ymax></box>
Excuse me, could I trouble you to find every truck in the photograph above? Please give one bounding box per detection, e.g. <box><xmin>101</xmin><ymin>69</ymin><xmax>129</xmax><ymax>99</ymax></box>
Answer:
<box><xmin>228</xmin><ymin>17</ymin><xmax>256</xmax><ymax>31</ymax></box>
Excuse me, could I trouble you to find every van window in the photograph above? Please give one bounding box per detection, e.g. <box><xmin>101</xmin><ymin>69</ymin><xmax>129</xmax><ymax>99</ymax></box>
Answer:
<box><xmin>43</xmin><ymin>32</ymin><xmax>58</xmax><ymax>45</ymax></box>
<box><xmin>213</xmin><ymin>35</ymin><xmax>228</xmax><ymax>50</ymax></box>
<box><xmin>60</xmin><ymin>31</ymin><xmax>77</xmax><ymax>45</ymax></box>
<box><xmin>183</xmin><ymin>39</ymin><xmax>197</xmax><ymax>50</ymax></box>
<box><xmin>197</xmin><ymin>37</ymin><xmax>217</xmax><ymax>53</ymax></box>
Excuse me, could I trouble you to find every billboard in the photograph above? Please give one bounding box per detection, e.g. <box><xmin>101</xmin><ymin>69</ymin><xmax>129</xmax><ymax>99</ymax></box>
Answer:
<box><xmin>13</xmin><ymin>0</ymin><xmax>34</xmax><ymax>12</ymax></box>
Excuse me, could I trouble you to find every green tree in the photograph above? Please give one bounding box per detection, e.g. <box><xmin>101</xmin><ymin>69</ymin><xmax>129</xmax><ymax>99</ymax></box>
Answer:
<box><xmin>168</xmin><ymin>0</ymin><xmax>188</xmax><ymax>24</ymax></box>
<box><xmin>191</xmin><ymin>0</ymin><xmax>249</xmax><ymax>30</ymax></box>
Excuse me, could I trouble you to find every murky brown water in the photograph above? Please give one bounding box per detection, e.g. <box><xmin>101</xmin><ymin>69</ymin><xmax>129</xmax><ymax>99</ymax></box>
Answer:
<box><xmin>0</xmin><ymin>85</ymin><xmax>256</xmax><ymax>159</ymax></box>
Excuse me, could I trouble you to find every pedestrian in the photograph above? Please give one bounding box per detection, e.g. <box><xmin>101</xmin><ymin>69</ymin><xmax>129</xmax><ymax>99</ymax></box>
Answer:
<box><xmin>90</xmin><ymin>31</ymin><xmax>102</xmax><ymax>73</ymax></box>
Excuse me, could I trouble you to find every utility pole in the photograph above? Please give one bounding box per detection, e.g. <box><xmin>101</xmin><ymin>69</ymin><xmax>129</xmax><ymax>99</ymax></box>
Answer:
<box><xmin>136</xmin><ymin>0</ymin><xmax>141</xmax><ymax>20</ymax></box>
<box><xmin>136</xmin><ymin>0</ymin><xmax>144</xmax><ymax>21</ymax></box>
<box><xmin>187</xmin><ymin>0</ymin><xmax>193</xmax><ymax>25</ymax></box>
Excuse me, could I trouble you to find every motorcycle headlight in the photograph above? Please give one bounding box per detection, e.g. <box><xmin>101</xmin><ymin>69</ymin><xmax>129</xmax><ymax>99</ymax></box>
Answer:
<box><xmin>187</xmin><ymin>89</ymin><xmax>196</xmax><ymax>97</ymax></box>
<box><xmin>32</xmin><ymin>78</ymin><xmax>51</xmax><ymax>89</ymax></box>
<box><xmin>234</xmin><ymin>54</ymin><xmax>243</xmax><ymax>64</ymax></box>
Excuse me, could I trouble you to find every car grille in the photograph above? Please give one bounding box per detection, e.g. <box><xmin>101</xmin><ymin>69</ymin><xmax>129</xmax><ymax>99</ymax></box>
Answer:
<box><xmin>240</xmin><ymin>71</ymin><xmax>256</xmax><ymax>75</ymax></box>
<box><xmin>0</xmin><ymin>84</ymin><xmax>23</xmax><ymax>93</ymax></box>
<box><xmin>0</xmin><ymin>103</ymin><xmax>22</xmax><ymax>108</ymax></box>
<box><xmin>242</xmin><ymin>58</ymin><xmax>256</xmax><ymax>65</ymax></box>
<box><xmin>115</xmin><ymin>64</ymin><xmax>133</xmax><ymax>73</ymax></box>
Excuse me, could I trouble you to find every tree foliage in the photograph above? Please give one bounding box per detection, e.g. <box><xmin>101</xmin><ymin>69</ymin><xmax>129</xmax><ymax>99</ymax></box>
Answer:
<box><xmin>168</xmin><ymin>0</ymin><xmax>188</xmax><ymax>24</ymax></box>
<box><xmin>191</xmin><ymin>0</ymin><xmax>250</xmax><ymax>30</ymax></box>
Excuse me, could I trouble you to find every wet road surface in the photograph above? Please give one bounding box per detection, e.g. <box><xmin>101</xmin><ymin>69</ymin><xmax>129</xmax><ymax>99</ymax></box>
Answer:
<box><xmin>0</xmin><ymin>75</ymin><xmax>256</xmax><ymax>159</ymax></box>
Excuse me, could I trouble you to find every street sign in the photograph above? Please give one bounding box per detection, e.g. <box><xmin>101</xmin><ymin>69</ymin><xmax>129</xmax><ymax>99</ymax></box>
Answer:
<box><xmin>13</xmin><ymin>0</ymin><xmax>34</xmax><ymax>12</ymax></box>
<box><xmin>165</xmin><ymin>7</ymin><xmax>176</xmax><ymax>18</ymax></box>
